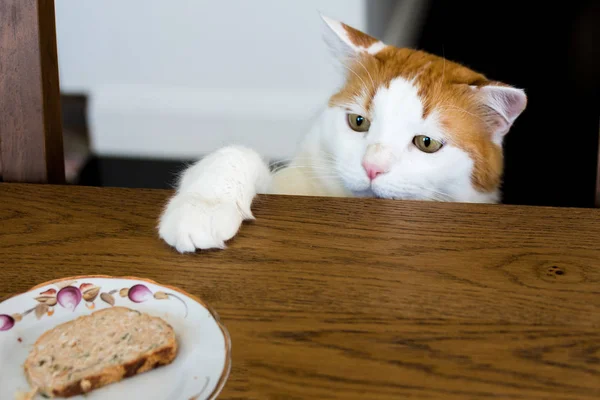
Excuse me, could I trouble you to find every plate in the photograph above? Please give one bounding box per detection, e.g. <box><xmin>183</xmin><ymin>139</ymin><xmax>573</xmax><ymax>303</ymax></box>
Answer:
<box><xmin>0</xmin><ymin>276</ymin><xmax>231</xmax><ymax>400</ymax></box>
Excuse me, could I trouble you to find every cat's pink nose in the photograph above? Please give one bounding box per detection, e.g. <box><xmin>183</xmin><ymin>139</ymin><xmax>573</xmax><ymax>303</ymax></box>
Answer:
<box><xmin>363</xmin><ymin>162</ymin><xmax>386</xmax><ymax>181</ymax></box>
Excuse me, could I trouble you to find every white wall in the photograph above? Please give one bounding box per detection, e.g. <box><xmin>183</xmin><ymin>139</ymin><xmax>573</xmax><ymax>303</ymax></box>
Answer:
<box><xmin>54</xmin><ymin>1</ymin><xmax>398</xmax><ymax>160</ymax></box>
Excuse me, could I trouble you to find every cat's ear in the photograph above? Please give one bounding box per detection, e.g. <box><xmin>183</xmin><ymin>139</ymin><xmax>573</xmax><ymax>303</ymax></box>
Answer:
<box><xmin>471</xmin><ymin>84</ymin><xmax>527</xmax><ymax>145</ymax></box>
<box><xmin>320</xmin><ymin>14</ymin><xmax>387</xmax><ymax>59</ymax></box>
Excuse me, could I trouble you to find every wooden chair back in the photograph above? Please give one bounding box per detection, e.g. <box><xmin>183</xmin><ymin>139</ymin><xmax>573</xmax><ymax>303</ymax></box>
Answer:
<box><xmin>0</xmin><ymin>0</ymin><xmax>64</xmax><ymax>184</ymax></box>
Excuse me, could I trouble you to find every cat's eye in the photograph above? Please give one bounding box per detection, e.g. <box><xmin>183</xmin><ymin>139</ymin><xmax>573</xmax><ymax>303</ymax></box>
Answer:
<box><xmin>413</xmin><ymin>135</ymin><xmax>444</xmax><ymax>153</ymax></box>
<box><xmin>347</xmin><ymin>114</ymin><xmax>371</xmax><ymax>132</ymax></box>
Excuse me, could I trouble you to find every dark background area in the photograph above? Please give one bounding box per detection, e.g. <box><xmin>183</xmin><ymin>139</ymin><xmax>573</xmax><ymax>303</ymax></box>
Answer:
<box><xmin>417</xmin><ymin>0</ymin><xmax>599</xmax><ymax>207</ymax></box>
<box><xmin>73</xmin><ymin>0</ymin><xmax>599</xmax><ymax>208</ymax></box>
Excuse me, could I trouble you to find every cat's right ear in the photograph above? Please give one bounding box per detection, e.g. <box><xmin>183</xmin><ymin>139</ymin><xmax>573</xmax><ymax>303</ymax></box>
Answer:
<box><xmin>320</xmin><ymin>14</ymin><xmax>387</xmax><ymax>61</ymax></box>
<box><xmin>470</xmin><ymin>84</ymin><xmax>528</xmax><ymax>145</ymax></box>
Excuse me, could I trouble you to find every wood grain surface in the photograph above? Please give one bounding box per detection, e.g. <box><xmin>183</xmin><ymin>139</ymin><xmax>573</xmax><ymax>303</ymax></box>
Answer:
<box><xmin>0</xmin><ymin>0</ymin><xmax>65</xmax><ymax>183</ymax></box>
<box><xmin>0</xmin><ymin>183</ymin><xmax>599</xmax><ymax>399</ymax></box>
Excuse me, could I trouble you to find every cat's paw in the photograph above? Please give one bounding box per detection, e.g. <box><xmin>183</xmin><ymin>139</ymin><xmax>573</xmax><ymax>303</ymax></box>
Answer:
<box><xmin>158</xmin><ymin>193</ymin><xmax>245</xmax><ymax>253</ymax></box>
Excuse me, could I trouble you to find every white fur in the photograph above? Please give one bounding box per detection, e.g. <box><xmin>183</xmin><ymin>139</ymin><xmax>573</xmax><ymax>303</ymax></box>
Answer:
<box><xmin>158</xmin><ymin>146</ymin><xmax>270</xmax><ymax>252</ymax></box>
<box><xmin>158</xmin><ymin>16</ymin><xmax>510</xmax><ymax>253</ymax></box>
<box><xmin>365</xmin><ymin>42</ymin><xmax>386</xmax><ymax>55</ymax></box>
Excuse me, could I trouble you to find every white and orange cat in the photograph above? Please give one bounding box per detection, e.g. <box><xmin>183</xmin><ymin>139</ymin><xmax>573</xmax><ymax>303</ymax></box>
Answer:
<box><xmin>158</xmin><ymin>15</ymin><xmax>527</xmax><ymax>253</ymax></box>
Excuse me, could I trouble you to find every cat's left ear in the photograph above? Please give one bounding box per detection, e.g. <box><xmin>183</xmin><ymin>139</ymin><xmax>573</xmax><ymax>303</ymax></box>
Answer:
<box><xmin>472</xmin><ymin>84</ymin><xmax>527</xmax><ymax>145</ymax></box>
<box><xmin>320</xmin><ymin>14</ymin><xmax>387</xmax><ymax>58</ymax></box>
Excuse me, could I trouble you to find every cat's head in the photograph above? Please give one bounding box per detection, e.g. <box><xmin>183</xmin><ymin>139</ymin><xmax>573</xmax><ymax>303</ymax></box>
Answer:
<box><xmin>320</xmin><ymin>16</ymin><xmax>527</xmax><ymax>203</ymax></box>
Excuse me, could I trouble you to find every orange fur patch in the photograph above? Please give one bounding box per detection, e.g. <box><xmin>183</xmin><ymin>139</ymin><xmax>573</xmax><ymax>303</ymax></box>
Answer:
<box><xmin>341</xmin><ymin>23</ymin><xmax>379</xmax><ymax>48</ymax></box>
<box><xmin>329</xmin><ymin>46</ymin><xmax>505</xmax><ymax>193</ymax></box>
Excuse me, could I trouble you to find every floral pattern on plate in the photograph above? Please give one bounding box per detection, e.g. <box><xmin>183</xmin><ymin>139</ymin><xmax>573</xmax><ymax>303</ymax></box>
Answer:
<box><xmin>1</xmin><ymin>281</ymin><xmax>188</xmax><ymax>332</ymax></box>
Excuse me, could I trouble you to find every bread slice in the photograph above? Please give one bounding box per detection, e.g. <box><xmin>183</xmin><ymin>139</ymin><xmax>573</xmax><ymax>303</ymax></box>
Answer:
<box><xmin>24</xmin><ymin>307</ymin><xmax>178</xmax><ymax>398</ymax></box>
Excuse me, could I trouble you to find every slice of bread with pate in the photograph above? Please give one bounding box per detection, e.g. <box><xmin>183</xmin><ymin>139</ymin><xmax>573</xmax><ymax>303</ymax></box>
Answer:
<box><xmin>24</xmin><ymin>307</ymin><xmax>177</xmax><ymax>397</ymax></box>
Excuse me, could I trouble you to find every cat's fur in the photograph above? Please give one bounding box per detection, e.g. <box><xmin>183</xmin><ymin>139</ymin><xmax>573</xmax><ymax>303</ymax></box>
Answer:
<box><xmin>158</xmin><ymin>15</ymin><xmax>527</xmax><ymax>253</ymax></box>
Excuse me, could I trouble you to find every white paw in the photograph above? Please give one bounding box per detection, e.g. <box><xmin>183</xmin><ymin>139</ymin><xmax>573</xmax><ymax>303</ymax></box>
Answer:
<box><xmin>158</xmin><ymin>193</ymin><xmax>247</xmax><ymax>253</ymax></box>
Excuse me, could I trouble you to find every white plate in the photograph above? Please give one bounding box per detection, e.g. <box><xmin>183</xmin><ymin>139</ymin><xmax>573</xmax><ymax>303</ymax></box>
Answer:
<box><xmin>0</xmin><ymin>275</ymin><xmax>231</xmax><ymax>400</ymax></box>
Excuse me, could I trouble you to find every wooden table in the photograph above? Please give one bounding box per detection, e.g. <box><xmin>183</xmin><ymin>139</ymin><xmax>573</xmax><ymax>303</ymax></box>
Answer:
<box><xmin>1</xmin><ymin>183</ymin><xmax>599</xmax><ymax>399</ymax></box>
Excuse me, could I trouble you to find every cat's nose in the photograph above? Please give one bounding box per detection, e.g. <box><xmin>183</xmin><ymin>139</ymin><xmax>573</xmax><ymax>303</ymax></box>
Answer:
<box><xmin>363</xmin><ymin>162</ymin><xmax>386</xmax><ymax>180</ymax></box>
<box><xmin>362</xmin><ymin>144</ymin><xmax>393</xmax><ymax>180</ymax></box>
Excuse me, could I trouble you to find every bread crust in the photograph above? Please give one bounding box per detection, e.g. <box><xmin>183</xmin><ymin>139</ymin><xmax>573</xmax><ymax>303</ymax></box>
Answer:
<box><xmin>23</xmin><ymin>307</ymin><xmax>178</xmax><ymax>398</ymax></box>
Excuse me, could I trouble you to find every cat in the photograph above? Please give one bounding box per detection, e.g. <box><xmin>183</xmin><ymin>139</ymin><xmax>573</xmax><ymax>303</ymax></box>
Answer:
<box><xmin>157</xmin><ymin>15</ymin><xmax>527</xmax><ymax>253</ymax></box>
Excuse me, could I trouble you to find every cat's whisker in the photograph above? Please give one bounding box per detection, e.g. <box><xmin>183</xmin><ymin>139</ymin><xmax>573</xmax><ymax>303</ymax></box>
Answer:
<box><xmin>273</xmin><ymin>171</ymin><xmax>342</xmax><ymax>183</ymax></box>
<box><xmin>341</xmin><ymin>64</ymin><xmax>370</xmax><ymax>99</ymax></box>
<box><xmin>382</xmin><ymin>183</ymin><xmax>454</xmax><ymax>202</ymax></box>
<box><xmin>354</xmin><ymin>57</ymin><xmax>376</xmax><ymax>93</ymax></box>
<box><xmin>275</xmin><ymin>154</ymin><xmax>337</xmax><ymax>165</ymax></box>
<box><xmin>436</xmin><ymin>105</ymin><xmax>486</xmax><ymax>122</ymax></box>
<box><xmin>270</xmin><ymin>165</ymin><xmax>339</xmax><ymax>180</ymax></box>
<box><xmin>285</xmin><ymin>168</ymin><xmax>340</xmax><ymax>177</ymax></box>
<box><xmin>276</xmin><ymin>165</ymin><xmax>336</xmax><ymax>172</ymax></box>
<box><xmin>279</xmin><ymin>160</ymin><xmax>336</xmax><ymax>168</ymax></box>
<box><xmin>269</xmin><ymin>155</ymin><xmax>335</xmax><ymax>166</ymax></box>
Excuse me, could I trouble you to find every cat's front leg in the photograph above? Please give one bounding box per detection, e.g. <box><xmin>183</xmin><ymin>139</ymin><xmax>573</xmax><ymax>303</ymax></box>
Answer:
<box><xmin>158</xmin><ymin>146</ymin><xmax>271</xmax><ymax>253</ymax></box>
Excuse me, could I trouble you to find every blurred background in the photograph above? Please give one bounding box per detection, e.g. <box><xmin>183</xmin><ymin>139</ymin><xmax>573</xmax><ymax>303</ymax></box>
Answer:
<box><xmin>55</xmin><ymin>0</ymin><xmax>599</xmax><ymax>208</ymax></box>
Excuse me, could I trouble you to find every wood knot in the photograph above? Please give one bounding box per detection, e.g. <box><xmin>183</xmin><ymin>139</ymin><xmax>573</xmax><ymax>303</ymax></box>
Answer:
<box><xmin>546</xmin><ymin>265</ymin><xmax>565</xmax><ymax>277</ymax></box>
<box><xmin>498</xmin><ymin>253</ymin><xmax>597</xmax><ymax>288</ymax></box>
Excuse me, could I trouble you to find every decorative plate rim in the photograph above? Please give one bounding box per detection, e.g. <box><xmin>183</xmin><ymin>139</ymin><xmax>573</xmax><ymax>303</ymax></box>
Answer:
<box><xmin>0</xmin><ymin>275</ymin><xmax>232</xmax><ymax>400</ymax></box>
